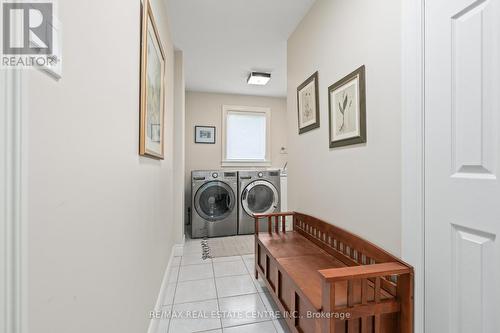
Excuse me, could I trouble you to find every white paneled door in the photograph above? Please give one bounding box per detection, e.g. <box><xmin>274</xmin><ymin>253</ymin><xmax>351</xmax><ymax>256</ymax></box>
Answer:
<box><xmin>425</xmin><ymin>0</ymin><xmax>500</xmax><ymax>332</ymax></box>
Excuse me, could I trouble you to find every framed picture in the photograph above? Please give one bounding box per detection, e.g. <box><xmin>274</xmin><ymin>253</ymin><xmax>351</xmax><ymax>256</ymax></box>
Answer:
<box><xmin>195</xmin><ymin>126</ymin><xmax>216</xmax><ymax>144</ymax></box>
<box><xmin>297</xmin><ymin>71</ymin><xmax>320</xmax><ymax>134</ymax></box>
<box><xmin>139</xmin><ymin>0</ymin><xmax>166</xmax><ymax>159</ymax></box>
<box><xmin>328</xmin><ymin>65</ymin><xmax>366</xmax><ymax>148</ymax></box>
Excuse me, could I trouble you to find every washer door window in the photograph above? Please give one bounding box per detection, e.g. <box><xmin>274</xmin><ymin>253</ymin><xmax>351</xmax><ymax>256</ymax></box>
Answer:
<box><xmin>195</xmin><ymin>181</ymin><xmax>235</xmax><ymax>222</ymax></box>
<box><xmin>241</xmin><ymin>180</ymin><xmax>279</xmax><ymax>217</ymax></box>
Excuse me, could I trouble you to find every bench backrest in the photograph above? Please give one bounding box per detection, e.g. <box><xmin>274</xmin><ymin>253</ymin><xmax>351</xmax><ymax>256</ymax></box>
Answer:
<box><xmin>293</xmin><ymin>212</ymin><xmax>404</xmax><ymax>267</ymax></box>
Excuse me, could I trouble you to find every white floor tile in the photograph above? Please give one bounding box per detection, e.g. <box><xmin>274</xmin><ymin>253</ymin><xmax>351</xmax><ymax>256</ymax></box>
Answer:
<box><xmin>213</xmin><ymin>260</ymin><xmax>248</xmax><ymax>277</ymax></box>
<box><xmin>215</xmin><ymin>275</ymin><xmax>257</xmax><ymax>298</ymax></box>
<box><xmin>165</xmin><ymin>237</ymin><xmax>284</xmax><ymax>332</ymax></box>
<box><xmin>243</xmin><ymin>259</ymin><xmax>255</xmax><ymax>273</ymax></box>
<box><xmin>212</xmin><ymin>255</ymin><xmax>243</xmax><ymax>263</ymax></box>
<box><xmin>156</xmin><ymin>305</ymin><xmax>172</xmax><ymax>333</ymax></box>
<box><xmin>183</xmin><ymin>247</ymin><xmax>202</xmax><ymax>255</ymax></box>
<box><xmin>162</xmin><ymin>283</ymin><xmax>176</xmax><ymax>305</ymax></box>
<box><xmin>182</xmin><ymin>252</ymin><xmax>212</xmax><ymax>266</ymax></box>
<box><xmin>168</xmin><ymin>266</ymin><xmax>180</xmax><ymax>284</ymax></box>
<box><xmin>251</xmin><ymin>276</ymin><xmax>268</xmax><ymax>293</ymax></box>
<box><xmin>241</xmin><ymin>254</ymin><xmax>255</xmax><ymax>261</ymax></box>
<box><xmin>223</xmin><ymin>321</ymin><xmax>277</xmax><ymax>333</ymax></box>
<box><xmin>178</xmin><ymin>263</ymin><xmax>214</xmax><ymax>282</ymax></box>
<box><xmin>172</xmin><ymin>256</ymin><xmax>182</xmax><ymax>266</ymax></box>
<box><xmin>183</xmin><ymin>240</ymin><xmax>202</xmax><ymax>254</ymax></box>
<box><xmin>219</xmin><ymin>293</ymin><xmax>272</xmax><ymax>327</ymax></box>
<box><xmin>258</xmin><ymin>292</ymin><xmax>280</xmax><ymax>319</ymax></box>
<box><xmin>156</xmin><ymin>319</ymin><xmax>170</xmax><ymax>333</ymax></box>
<box><xmin>272</xmin><ymin>319</ymin><xmax>290</xmax><ymax>333</ymax></box>
<box><xmin>169</xmin><ymin>299</ymin><xmax>221</xmax><ymax>333</ymax></box>
<box><xmin>174</xmin><ymin>278</ymin><xmax>217</xmax><ymax>304</ymax></box>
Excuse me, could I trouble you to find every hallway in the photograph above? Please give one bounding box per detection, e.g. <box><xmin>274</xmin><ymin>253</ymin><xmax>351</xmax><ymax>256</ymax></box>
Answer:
<box><xmin>2</xmin><ymin>0</ymin><xmax>500</xmax><ymax>332</ymax></box>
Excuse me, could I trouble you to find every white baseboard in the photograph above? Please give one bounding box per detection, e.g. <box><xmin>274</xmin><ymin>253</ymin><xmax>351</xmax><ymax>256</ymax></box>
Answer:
<box><xmin>147</xmin><ymin>242</ymin><xmax>184</xmax><ymax>333</ymax></box>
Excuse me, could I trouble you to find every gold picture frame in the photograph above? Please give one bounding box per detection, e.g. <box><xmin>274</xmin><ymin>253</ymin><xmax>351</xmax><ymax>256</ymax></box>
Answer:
<box><xmin>139</xmin><ymin>0</ymin><xmax>166</xmax><ymax>159</ymax></box>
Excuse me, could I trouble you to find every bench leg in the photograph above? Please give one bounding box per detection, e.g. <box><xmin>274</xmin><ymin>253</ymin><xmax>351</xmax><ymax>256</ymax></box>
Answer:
<box><xmin>254</xmin><ymin>235</ymin><xmax>258</xmax><ymax>280</ymax></box>
<box><xmin>397</xmin><ymin>273</ymin><xmax>413</xmax><ymax>333</ymax></box>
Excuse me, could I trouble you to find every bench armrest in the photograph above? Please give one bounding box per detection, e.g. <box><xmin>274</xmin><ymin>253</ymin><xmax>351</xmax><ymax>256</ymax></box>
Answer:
<box><xmin>318</xmin><ymin>262</ymin><xmax>411</xmax><ymax>282</ymax></box>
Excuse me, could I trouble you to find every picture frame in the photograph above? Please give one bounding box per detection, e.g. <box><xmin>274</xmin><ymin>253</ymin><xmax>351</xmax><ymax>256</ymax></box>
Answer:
<box><xmin>297</xmin><ymin>71</ymin><xmax>320</xmax><ymax>134</ymax></box>
<box><xmin>195</xmin><ymin>126</ymin><xmax>216</xmax><ymax>144</ymax></box>
<box><xmin>328</xmin><ymin>65</ymin><xmax>366</xmax><ymax>148</ymax></box>
<box><xmin>139</xmin><ymin>0</ymin><xmax>166</xmax><ymax>159</ymax></box>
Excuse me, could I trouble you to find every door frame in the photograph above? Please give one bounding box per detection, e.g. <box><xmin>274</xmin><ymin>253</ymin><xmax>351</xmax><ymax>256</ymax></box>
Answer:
<box><xmin>401</xmin><ymin>0</ymin><xmax>425</xmax><ymax>332</ymax></box>
<box><xmin>1</xmin><ymin>69</ymin><xmax>28</xmax><ymax>333</ymax></box>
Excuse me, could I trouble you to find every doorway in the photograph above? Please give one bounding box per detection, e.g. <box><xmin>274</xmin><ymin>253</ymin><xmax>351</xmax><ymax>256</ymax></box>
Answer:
<box><xmin>403</xmin><ymin>0</ymin><xmax>500</xmax><ymax>332</ymax></box>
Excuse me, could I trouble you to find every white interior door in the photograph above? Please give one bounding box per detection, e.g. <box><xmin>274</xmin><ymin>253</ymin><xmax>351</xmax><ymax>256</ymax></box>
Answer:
<box><xmin>425</xmin><ymin>0</ymin><xmax>500</xmax><ymax>332</ymax></box>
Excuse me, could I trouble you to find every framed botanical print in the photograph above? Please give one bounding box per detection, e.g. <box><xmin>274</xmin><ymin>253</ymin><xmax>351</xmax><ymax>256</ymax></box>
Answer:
<box><xmin>328</xmin><ymin>65</ymin><xmax>366</xmax><ymax>148</ymax></box>
<box><xmin>195</xmin><ymin>126</ymin><xmax>216</xmax><ymax>144</ymax></box>
<box><xmin>297</xmin><ymin>71</ymin><xmax>320</xmax><ymax>134</ymax></box>
<box><xmin>139</xmin><ymin>0</ymin><xmax>166</xmax><ymax>159</ymax></box>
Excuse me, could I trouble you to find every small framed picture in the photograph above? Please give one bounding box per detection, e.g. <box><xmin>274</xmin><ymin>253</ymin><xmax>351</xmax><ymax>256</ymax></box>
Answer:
<box><xmin>297</xmin><ymin>71</ymin><xmax>320</xmax><ymax>134</ymax></box>
<box><xmin>195</xmin><ymin>126</ymin><xmax>216</xmax><ymax>144</ymax></box>
<box><xmin>328</xmin><ymin>65</ymin><xmax>366</xmax><ymax>148</ymax></box>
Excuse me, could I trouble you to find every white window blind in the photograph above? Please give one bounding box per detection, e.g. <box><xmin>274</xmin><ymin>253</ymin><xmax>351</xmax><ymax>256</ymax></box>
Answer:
<box><xmin>222</xmin><ymin>106</ymin><xmax>271</xmax><ymax>166</ymax></box>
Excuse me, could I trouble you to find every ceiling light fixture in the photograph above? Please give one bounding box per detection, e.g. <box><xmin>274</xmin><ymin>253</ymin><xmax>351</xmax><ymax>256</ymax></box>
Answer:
<box><xmin>247</xmin><ymin>72</ymin><xmax>271</xmax><ymax>85</ymax></box>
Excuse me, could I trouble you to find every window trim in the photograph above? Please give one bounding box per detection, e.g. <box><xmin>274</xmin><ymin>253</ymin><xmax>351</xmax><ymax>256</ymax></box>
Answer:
<box><xmin>221</xmin><ymin>105</ymin><xmax>272</xmax><ymax>167</ymax></box>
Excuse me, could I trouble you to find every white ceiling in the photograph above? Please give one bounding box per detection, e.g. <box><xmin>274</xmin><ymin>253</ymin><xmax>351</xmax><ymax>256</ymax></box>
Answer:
<box><xmin>165</xmin><ymin>0</ymin><xmax>316</xmax><ymax>97</ymax></box>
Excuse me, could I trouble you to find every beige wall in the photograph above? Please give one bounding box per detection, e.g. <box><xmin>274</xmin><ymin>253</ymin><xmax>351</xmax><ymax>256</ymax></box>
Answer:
<box><xmin>185</xmin><ymin>91</ymin><xmax>287</xmax><ymax>222</ymax></box>
<box><xmin>26</xmin><ymin>0</ymin><xmax>180</xmax><ymax>332</ymax></box>
<box><xmin>173</xmin><ymin>50</ymin><xmax>186</xmax><ymax>243</ymax></box>
<box><xmin>287</xmin><ymin>0</ymin><xmax>402</xmax><ymax>255</ymax></box>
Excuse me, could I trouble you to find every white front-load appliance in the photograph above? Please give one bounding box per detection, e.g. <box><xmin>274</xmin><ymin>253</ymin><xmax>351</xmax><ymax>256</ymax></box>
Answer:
<box><xmin>238</xmin><ymin>170</ymin><xmax>281</xmax><ymax>234</ymax></box>
<box><xmin>191</xmin><ymin>170</ymin><xmax>238</xmax><ymax>238</ymax></box>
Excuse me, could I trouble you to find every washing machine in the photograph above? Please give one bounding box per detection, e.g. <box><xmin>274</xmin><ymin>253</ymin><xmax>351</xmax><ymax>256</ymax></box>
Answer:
<box><xmin>191</xmin><ymin>170</ymin><xmax>238</xmax><ymax>238</ymax></box>
<box><xmin>238</xmin><ymin>170</ymin><xmax>281</xmax><ymax>234</ymax></box>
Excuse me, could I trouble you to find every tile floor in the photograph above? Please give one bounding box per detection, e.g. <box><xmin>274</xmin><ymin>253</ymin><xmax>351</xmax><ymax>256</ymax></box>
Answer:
<box><xmin>156</xmin><ymin>238</ymin><xmax>290</xmax><ymax>333</ymax></box>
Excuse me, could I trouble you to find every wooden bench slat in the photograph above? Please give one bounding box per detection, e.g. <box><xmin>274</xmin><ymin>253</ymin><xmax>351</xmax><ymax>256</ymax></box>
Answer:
<box><xmin>258</xmin><ymin>232</ymin><xmax>325</xmax><ymax>258</ymax></box>
<box><xmin>334</xmin><ymin>300</ymin><xmax>401</xmax><ymax>320</ymax></box>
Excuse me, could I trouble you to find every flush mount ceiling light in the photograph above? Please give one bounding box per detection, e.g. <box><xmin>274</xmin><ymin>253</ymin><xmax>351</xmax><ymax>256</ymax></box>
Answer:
<box><xmin>247</xmin><ymin>72</ymin><xmax>271</xmax><ymax>85</ymax></box>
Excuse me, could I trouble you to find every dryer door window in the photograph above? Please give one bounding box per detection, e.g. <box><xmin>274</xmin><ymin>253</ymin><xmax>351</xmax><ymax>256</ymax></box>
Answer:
<box><xmin>195</xmin><ymin>181</ymin><xmax>235</xmax><ymax>222</ymax></box>
<box><xmin>242</xmin><ymin>180</ymin><xmax>279</xmax><ymax>216</ymax></box>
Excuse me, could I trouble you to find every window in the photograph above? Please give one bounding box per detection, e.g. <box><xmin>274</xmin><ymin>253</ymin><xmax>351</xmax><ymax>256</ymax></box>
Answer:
<box><xmin>222</xmin><ymin>105</ymin><xmax>271</xmax><ymax>166</ymax></box>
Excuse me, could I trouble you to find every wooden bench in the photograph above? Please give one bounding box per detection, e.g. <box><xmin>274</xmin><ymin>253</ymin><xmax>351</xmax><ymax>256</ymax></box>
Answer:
<box><xmin>254</xmin><ymin>212</ymin><xmax>413</xmax><ymax>333</ymax></box>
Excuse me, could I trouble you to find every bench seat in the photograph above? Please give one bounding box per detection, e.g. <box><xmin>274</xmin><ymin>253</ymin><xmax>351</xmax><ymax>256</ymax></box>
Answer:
<box><xmin>277</xmin><ymin>254</ymin><xmax>342</xmax><ymax>310</ymax></box>
<box><xmin>257</xmin><ymin>231</ymin><xmax>325</xmax><ymax>258</ymax></box>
